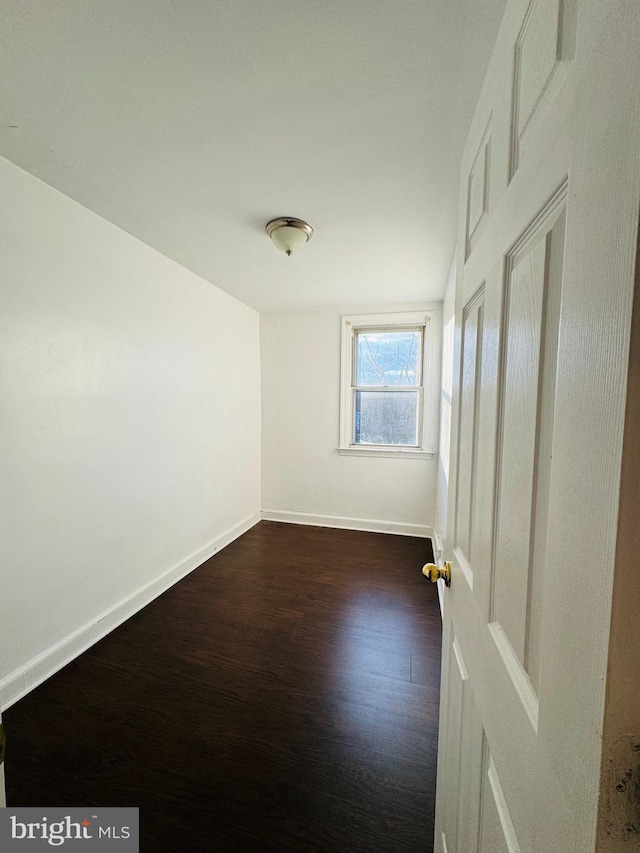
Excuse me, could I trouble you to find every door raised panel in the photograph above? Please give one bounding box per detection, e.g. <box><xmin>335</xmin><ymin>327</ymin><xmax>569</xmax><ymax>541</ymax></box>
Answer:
<box><xmin>511</xmin><ymin>0</ymin><xmax>577</xmax><ymax>176</ymax></box>
<box><xmin>492</xmin><ymin>190</ymin><xmax>566</xmax><ymax>698</ymax></box>
<box><xmin>480</xmin><ymin>753</ymin><xmax>522</xmax><ymax>853</ymax></box>
<box><xmin>466</xmin><ymin>117</ymin><xmax>492</xmax><ymax>258</ymax></box>
<box><xmin>440</xmin><ymin>634</ymin><xmax>483</xmax><ymax>853</ymax></box>
<box><xmin>454</xmin><ymin>288</ymin><xmax>485</xmax><ymax>581</ymax></box>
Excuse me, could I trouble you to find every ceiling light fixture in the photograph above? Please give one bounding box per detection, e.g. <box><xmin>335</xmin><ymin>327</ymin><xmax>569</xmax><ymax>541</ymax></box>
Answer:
<box><xmin>265</xmin><ymin>217</ymin><xmax>314</xmax><ymax>257</ymax></box>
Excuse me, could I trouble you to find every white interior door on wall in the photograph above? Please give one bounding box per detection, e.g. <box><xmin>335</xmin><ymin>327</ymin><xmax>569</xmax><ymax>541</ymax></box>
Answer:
<box><xmin>435</xmin><ymin>1</ymin><xmax>640</xmax><ymax>851</ymax></box>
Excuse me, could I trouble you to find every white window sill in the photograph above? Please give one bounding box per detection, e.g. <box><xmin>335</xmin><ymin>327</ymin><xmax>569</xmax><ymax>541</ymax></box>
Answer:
<box><xmin>338</xmin><ymin>446</ymin><xmax>434</xmax><ymax>459</ymax></box>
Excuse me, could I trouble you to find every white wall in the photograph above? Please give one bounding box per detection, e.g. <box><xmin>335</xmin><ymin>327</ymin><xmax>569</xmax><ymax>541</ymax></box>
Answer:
<box><xmin>0</xmin><ymin>156</ymin><xmax>261</xmax><ymax>708</ymax></box>
<box><xmin>261</xmin><ymin>304</ymin><xmax>441</xmax><ymax>537</ymax></box>
<box><xmin>434</xmin><ymin>257</ymin><xmax>457</xmax><ymax>559</ymax></box>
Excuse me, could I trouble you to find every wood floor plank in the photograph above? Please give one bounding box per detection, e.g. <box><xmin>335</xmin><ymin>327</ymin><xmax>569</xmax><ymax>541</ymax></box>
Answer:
<box><xmin>4</xmin><ymin>521</ymin><xmax>441</xmax><ymax>852</ymax></box>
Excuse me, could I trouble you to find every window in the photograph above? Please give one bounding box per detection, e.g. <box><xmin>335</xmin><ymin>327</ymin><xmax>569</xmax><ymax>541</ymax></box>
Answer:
<box><xmin>339</xmin><ymin>312</ymin><xmax>437</xmax><ymax>458</ymax></box>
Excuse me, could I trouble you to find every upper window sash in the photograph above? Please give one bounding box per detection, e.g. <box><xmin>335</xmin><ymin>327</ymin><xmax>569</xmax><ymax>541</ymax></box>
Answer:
<box><xmin>351</xmin><ymin>325</ymin><xmax>425</xmax><ymax>390</ymax></box>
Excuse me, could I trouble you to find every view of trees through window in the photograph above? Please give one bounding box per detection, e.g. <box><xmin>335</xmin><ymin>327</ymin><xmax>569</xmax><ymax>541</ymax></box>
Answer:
<box><xmin>354</xmin><ymin>330</ymin><xmax>422</xmax><ymax>445</ymax></box>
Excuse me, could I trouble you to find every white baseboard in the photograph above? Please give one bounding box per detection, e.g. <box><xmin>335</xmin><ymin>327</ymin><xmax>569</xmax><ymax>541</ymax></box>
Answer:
<box><xmin>0</xmin><ymin>510</ymin><xmax>261</xmax><ymax>712</ymax></box>
<box><xmin>261</xmin><ymin>509</ymin><xmax>433</xmax><ymax>539</ymax></box>
<box><xmin>0</xmin><ymin>508</ymin><xmax>431</xmax><ymax>711</ymax></box>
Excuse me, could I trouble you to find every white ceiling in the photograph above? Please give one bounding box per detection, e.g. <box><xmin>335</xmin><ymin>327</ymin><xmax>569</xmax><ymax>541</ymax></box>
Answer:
<box><xmin>0</xmin><ymin>1</ymin><xmax>505</xmax><ymax>312</ymax></box>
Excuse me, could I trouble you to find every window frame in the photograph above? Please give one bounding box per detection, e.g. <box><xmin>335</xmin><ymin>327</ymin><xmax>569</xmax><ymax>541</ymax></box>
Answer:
<box><xmin>339</xmin><ymin>311</ymin><xmax>438</xmax><ymax>459</ymax></box>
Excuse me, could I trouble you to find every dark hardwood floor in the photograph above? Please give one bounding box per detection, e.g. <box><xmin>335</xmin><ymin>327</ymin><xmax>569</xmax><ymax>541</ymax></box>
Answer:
<box><xmin>4</xmin><ymin>521</ymin><xmax>442</xmax><ymax>852</ymax></box>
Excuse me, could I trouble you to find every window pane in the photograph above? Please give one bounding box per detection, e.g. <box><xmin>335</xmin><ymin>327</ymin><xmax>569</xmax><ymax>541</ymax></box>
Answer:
<box><xmin>355</xmin><ymin>330</ymin><xmax>421</xmax><ymax>385</ymax></box>
<box><xmin>354</xmin><ymin>391</ymin><xmax>419</xmax><ymax>446</ymax></box>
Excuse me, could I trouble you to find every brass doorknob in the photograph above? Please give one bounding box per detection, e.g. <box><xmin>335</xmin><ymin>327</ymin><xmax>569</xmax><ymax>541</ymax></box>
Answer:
<box><xmin>422</xmin><ymin>561</ymin><xmax>451</xmax><ymax>587</ymax></box>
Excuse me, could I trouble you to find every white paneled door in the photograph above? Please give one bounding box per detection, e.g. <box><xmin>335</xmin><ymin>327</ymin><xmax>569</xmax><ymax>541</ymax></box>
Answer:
<box><xmin>435</xmin><ymin>1</ymin><xmax>640</xmax><ymax>851</ymax></box>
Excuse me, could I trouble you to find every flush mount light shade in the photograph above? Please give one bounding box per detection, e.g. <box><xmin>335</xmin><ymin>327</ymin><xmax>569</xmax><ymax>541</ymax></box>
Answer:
<box><xmin>265</xmin><ymin>217</ymin><xmax>314</xmax><ymax>256</ymax></box>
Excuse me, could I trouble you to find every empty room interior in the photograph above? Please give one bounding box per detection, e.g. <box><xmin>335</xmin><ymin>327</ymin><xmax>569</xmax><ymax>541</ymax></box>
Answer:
<box><xmin>1</xmin><ymin>2</ymin><xmax>639</xmax><ymax>852</ymax></box>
